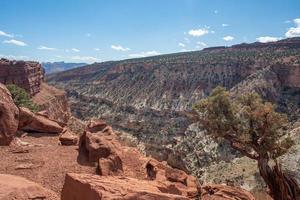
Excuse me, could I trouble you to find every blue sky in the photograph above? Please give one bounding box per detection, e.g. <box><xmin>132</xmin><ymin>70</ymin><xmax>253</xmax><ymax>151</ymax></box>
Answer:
<box><xmin>0</xmin><ymin>0</ymin><xmax>299</xmax><ymax>63</ymax></box>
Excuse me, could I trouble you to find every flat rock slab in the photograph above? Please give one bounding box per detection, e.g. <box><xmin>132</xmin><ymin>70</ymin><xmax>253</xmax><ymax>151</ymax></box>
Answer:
<box><xmin>61</xmin><ymin>173</ymin><xmax>191</xmax><ymax>200</ymax></box>
<box><xmin>0</xmin><ymin>174</ymin><xmax>58</xmax><ymax>200</ymax></box>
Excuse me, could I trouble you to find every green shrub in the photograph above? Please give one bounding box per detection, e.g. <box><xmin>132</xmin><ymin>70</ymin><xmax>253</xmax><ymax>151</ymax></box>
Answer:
<box><xmin>6</xmin><ymin>84</ymin><xmax>40</xmax><ymax>112</ymax></box>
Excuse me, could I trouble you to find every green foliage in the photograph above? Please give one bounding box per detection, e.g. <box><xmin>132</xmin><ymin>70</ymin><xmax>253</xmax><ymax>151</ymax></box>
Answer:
<box><xmin>194</xmin><ymin>86</ymin><xmax>293</xmax><ymax>160</ymax></box>
<box><xmin>6</xmin><ymin>84</ymin><xmax>40</xmax><ymax>112</ymax></box>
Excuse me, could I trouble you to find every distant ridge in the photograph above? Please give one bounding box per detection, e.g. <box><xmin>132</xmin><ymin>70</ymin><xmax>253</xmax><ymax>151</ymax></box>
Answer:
<box><xmin>42</xmin><ymin>61</ymin><xmax>87</xmax><ymax>74</ymax></box>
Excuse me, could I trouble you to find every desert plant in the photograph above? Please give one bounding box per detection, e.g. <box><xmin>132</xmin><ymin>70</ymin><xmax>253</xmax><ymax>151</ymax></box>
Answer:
<box><xmin>6</xmin><ymin>84</ymin><xmax>40</xmax><ymax>112</ymax></box>
<box><xmin>193</xmin><ymin>86</ymin><xmax>300</xmax><ymax>200</ymax></box>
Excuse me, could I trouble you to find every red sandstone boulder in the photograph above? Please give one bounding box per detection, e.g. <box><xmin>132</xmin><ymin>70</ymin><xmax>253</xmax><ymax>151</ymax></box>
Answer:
<box><xmin>86</xmin><ymin>119</ymin><xmax>113</xmax><ymax>134</ymax></box>
<box><xmin>145</xmin><ymin>159</ymin><xmax>200</xmax><ymax>198</ymax></box>
<box><xmin>33</xmin><ymin>83</ymin><xmax>71</xmax><ymax>124</ymax></box>
<box><xmin>80</xmin><ymin>130</ymin><xmax>118</xmax><ymax>162</ymax></box>
<box><xmin>0</xmin><ymin>174</ymin><xmax>58</xmax><ymax>200</ymax></box>
<box><xmin>61</xmin><ymin>173</ymin><xmax>190</xmax><ymax>200</ymax></box>
<box><xmin>98</xmin><ymin>154</ymin><xmax>123</xmax><ymax>176</ymax></box>
<box><xmin>18</xmin><ymin>107</ymin><xmax>63</xmax><ymax>133</ymax></box>
<box><xmin>0</xmin><ymin>83</ymin><xmax>19</xmax><ymax>145</ymax></box>
<box><xmin>79</xmin><ymin>120</ymin><xmax>117</xmax><ymax>162</ymax></box>
<box><xmin>201</xmin><ymin>184</ymin><xmax>255</xmax><ymax>200</ymax></box>
<box><xmin>59</xmin><ymin>129</ymin><xmax>78</xmax><ymax>146</ymax></box>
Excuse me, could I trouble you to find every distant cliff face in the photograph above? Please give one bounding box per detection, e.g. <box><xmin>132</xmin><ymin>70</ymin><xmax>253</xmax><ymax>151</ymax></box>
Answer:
<box><xmin>42</xmin><ymin>62</ymin><xmax>87</xmax><ymax>74</ymax></box>
<box><xmin>47</xmin><ymin>38</ymin><xmax>300</xmax><ymax>173</ymax></box>
<box><xmin>0</xmin><ymin>58</ymin><xmax>44</xmax><ymax>96</ymax></box>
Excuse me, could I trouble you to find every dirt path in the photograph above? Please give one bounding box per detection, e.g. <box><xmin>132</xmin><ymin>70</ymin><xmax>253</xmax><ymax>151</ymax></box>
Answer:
<box><xmin>0</xmin><ymin>133</ymin><xmax>95</xmax><ymax>195</ymax></box>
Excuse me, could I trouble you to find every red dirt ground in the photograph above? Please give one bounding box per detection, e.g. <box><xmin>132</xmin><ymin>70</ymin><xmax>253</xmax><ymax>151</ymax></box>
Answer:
<box><xmin>0</xmin><ymin>132</ymin><xmax>95</xmax><ymax>195</ymax></box>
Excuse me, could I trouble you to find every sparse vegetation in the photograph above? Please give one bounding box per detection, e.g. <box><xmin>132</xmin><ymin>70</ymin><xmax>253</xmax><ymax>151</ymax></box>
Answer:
<box><xmin>6</xmin><ymin>84</ymin><xmax>40</xmax><ymax>112</ymax></box>
<box><xmin>194</xmin><ymin>86</ymin><xmax>300</xmax><ymax>200</ymax></box>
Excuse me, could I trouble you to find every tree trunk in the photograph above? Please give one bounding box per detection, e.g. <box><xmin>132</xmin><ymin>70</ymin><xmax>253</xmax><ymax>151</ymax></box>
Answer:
<box><xmin>258</xmin><ymin>158</ymin><xmax>300</xmax><ymax>200</ymax></box>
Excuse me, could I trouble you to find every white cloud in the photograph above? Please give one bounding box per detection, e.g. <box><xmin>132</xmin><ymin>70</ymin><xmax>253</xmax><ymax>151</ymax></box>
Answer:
<box><xmin>37</xmin><ymin>46</ymin><xmax>57</xmax><ymax>51</ymax></box>
<box><xmin>0</xmin><ymin>30</ymin><xmax>13</xmax><ymax>38</ymax></box>
<box><xmin>178</xmin><ymin>42</ymin><xmax>185</xmax><ymax>47</ymax></box>
<box><xmin>70</xmin><ymin>56</ymin><xmax>100</xmax><ymax>62</ymax></box>
<box><xmin>197</xmin><ymin>41</ymin><xmax>207</xmax><ymax>47</ymax></box>
<box><xmin>188</xmin><ymin>28</ymin><xmax>209</xmax><ymax>37</ymax></box>
<box><xmin>180</xmin><ymin>49</ymin><xmax>193</xmax><ymax>52</ymax></box>
<box><xmin>111</xmin><ymin>45</ymin><xmax>130</xmax><ymax>51</ymax></box>
<box><xmin>285</xmin><ymin>18</ymin><xmax>300</xmax><ymax>38</ymax></box>
<box><xmin>94</xmin><ymin>48</ymin><xmax>100</xmax><ymax>51</ymax></box>
<box><xmin>214</xmin><ymin>10</ymin><xmax>219</xmax><ymax>14</ymax></box>
<box><xmin>294</xmin><ymin>18</ymin><xmax>300</xmax><ymax>26</ymax></box>
<box><xmin>71</xmin><ymin>48</ymin><xmax>80</xmax><ymax>52</ymax></box>
<box><xmin>3</xmin><ymin>39</ymin><xmax>27</xmax><ymax>46</ymax></box>
<box><xmin>223</xmin><ymin>36</ymin><xmax>234</xmax><ymax>41</ymax></box>
<box><xmin>256</xmin><ymin>36</ymin><xmax>282</xmax><ymax>43</ymax></box>
<box><xmin>0</xmin><ymin>54</ymin><xmax>29</xmax><ymax>60</ymax></box>
<box><xmin>129</xmin><ymin>51</ymin><xmax>160</xmax><ymax>58</ymax></box>
<box><xmin>222</xmin><ymin>24</ymin><xmax>229</xmax><ymax>27</ymax></box>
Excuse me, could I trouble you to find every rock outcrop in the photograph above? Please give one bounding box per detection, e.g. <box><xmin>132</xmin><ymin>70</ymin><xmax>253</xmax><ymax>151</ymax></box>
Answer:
<box><xmin>33</xmin><ymin>83</ymin><xmax>71</xmax><ymax>124</ymax></box>
<box><xmin>77</xmin><ymin>119</ymin><xmax>201</xmax><ymax>199</ymax></box>
<box><xmin>0</xmin><ymin>83</ymin><xmax>19</xmax><ymax>145</ymax></box>
<box><xmin>0</xmin><ymin>58</ymin><xmax>44</xmax><ymax>96</ymax></box>
<box><xmin>59</xmin><ymin>129</ymin><xmax>78</xmax><ymax>146</ymax></box>
<box><xmin>18</xmin><ymin>107</ymin><xmax>63</xmax><ymax>133</ymax></box>
<box><xmin>0</xmin><ymin>174</ymin><xmax>58</xmax><ymax>200</ymax></box>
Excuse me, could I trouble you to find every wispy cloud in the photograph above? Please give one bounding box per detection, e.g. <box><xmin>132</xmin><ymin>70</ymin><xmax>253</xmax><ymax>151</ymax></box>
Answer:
<box><xmin>71</xmin><ymin>48</ymin><xmax>80</xmax><ymax>52</ymax></box>
<box><xmin>285</xmin><ymin>18</ymin><xmax>300</xmax><ymax>38</ymax></box>
<box><xmin>223</xmin><ymin>36</ymin><xmax>234</xmax><ymax>41</ymax></box>
<box><xmin>94</xmin><ymin>48</ymin><xmax>100</xmax><ymax>51</ymax></box>
<box><xmin>129</xmin><ymin>51</ymin><xmax>160</xmax><ymax>58</ymax></box>
<box><xmin>3</xmin><ymin>39</ymin><xmax>27</xmax><ymax>46</ymax></box>
<box><xmin>0</xmin><ymin>30</ymin><xmax>13</xmax><ymax>38</ymax></box>
<box><xmin>111</xmin><ymin>45</ymin><xmax>130</xmax><ymax>51</ymax></box>
<box><xmin>214</xmin><ymin>10</ymin><xmax>219</xmax><ymax>14</ymax></box>
<box><xmin>178</xmin><ymin>42</ymin><xmax>185</xmax><ymax>47</ymax></box>
<box><xmin>256</xmin><ymin>36</ymin><xmax>282</xmax><ymax>43</ymax></box>
<box><xmin>70</xmin><ymin>55</ymin><xmax>100</xmax><ymax>62</ymax></box>
<box><xmin>222</xmin><ymin>24</ymin><xmax>229</xmax><ymax>27</ymax></box>
<box><xmin>188</xmin><ymin>28</ymin><xmax>210</xmax><ymax>37</ymax></box>
<box><xmin>197</xmin><ymin>41</ymin><xmax>207</xmax><ymax>47</ymax></box>
<box><xmin>85</xmin><ymin>33</ymin><xmax>91</xmax><ymax>37</ymax></box>
<box><xmin>37</xmin><ymin>46</ymin><xmax>57</xmax><ymax>51</ymax></box>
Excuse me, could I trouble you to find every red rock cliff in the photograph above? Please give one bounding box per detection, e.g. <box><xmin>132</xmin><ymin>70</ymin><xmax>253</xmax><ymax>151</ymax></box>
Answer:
<box><xmin>0</xmin><ymin>58</ymin><xmax>44</xmax><ymax>96</ymax></box>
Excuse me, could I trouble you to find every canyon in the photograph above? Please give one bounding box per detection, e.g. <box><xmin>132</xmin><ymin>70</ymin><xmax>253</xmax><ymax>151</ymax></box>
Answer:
<box><xmin>47</xmin><ymin>38</ymin><xmax>300</xmax><ymax>189</ymax></box>
<box><xmin>0</xmin><ymin>38</ymin><xmax>299</xmax><ymax>199</ymax></box>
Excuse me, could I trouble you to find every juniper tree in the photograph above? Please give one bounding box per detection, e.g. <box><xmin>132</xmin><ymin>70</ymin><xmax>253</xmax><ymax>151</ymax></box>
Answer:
<box><xmin>194</xmin><ymin>86</ymin><xmax>300</xmax><ymax>200</ymax></box>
